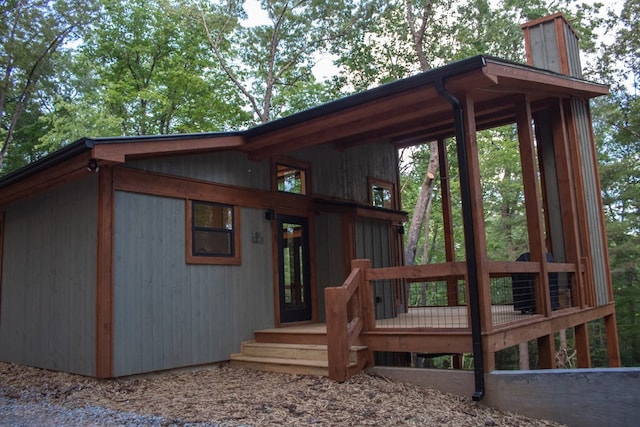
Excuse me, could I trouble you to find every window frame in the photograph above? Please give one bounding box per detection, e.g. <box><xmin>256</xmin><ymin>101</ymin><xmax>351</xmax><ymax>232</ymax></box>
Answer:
<box><xmin>272</xmin><ymin>157</ymin><xmax>311</xmax><ymax>196</ymax></box>
<box><xmin>368</xmin><ymin>177</ymin><xmax>397</xmax><ymax>210</ymax></box>
<box><xmin>186</xmin><ymin>200</ymin><xmax>241</xmax><ymax>265</ymax></box>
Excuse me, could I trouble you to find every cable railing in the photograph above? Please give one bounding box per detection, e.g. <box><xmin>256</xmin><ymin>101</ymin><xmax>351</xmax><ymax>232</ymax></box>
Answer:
<box><xmin>324</xmin><ymin>258</ymin><xmax>590</xmax><ymax>380</ymax></box>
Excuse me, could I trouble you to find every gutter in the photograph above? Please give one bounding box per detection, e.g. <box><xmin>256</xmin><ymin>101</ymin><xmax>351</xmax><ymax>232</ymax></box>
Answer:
<box><xmin>435</xmin><ymin>77</ymin><xmax>485</xmax><ymax>401</ymax></box>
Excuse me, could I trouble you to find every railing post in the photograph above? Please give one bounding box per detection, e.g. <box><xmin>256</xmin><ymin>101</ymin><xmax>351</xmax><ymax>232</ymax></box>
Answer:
<box><xmin>325</xmin><ymin>286</ymin><xmax>349</xmax><ymax>382</ymax></box>
<box><xmin>352</xmin><ymin>259</ymin><xmax>374</xmax><ymax>331</ymax></box>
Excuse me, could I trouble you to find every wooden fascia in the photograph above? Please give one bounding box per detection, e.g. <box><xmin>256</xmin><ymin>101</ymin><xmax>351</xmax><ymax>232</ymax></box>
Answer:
<box><xmin>482</xmin><ymin>62</ymin><xmax>609</xmax><ymax>98</ymax></box>
<box><xmin>0</xmin><ymin>151</ymin><xmax>94</xmax><ymax>207</ymax></box>
<box><xmin>90</xmin><ymin>135</ymin><xmax>245</xmax><ymax>163</ymax></box>
<box><xmin>484</xmin><ymin>304</ymin><xmax>615</xmax><ymax>353</ymax></box>
<box><xmin>244</xmin><ymin>87</ymin><xmax>444</xmax><ymax>159</ymax></box>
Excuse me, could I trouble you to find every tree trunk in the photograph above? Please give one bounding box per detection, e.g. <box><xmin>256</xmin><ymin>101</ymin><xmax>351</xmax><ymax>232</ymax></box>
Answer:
<box><xmin>404</xmin><ymin>140</ymin><xmax>439</xmax><ymax>265</ymax></box>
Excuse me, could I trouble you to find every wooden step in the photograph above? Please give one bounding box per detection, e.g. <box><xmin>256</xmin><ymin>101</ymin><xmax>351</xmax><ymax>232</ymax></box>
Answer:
<box><xmin>230</xmin><ymin>340</ymin><xmax>369</xmax><ymax>377</ymax></box>
<box><xmin>254</xmin><ymin>327</ymin><xmax>328</xmax><ymax>346</ymax></box>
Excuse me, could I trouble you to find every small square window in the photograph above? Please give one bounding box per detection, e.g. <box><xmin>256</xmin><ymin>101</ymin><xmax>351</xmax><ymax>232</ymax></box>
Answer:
<box><xmin>369</xmin><ymin>178</ymin><xmax>396</xmax><ymax>209</ymax></box>
<box><xmin>187</xmin><ymin>200</ymin><xmax>240</xmax><ymax>264</ymax></box>
<box><xmin>276</xmin><ymin>163</ymin><xmax>307</xmax><ymax>195</ymax></box>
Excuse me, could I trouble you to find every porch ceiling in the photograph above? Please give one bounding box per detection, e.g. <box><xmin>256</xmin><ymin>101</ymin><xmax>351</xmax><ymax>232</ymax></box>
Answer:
<box><xmin>242</xmin><ymin>55</ymin><xmax>608</xmax><ymax>158</ymax></box>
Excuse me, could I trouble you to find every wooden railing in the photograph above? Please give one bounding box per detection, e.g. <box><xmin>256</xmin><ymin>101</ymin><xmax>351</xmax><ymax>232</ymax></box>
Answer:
<box><xmin>325</xmin><ymin>259</ymin><xmax>375</xmax><ymax>382</ymax></box>
<box><xmin>324</xmin><ymin>258</ymin><xmax>594</xmax><ymax>381</ymax></box>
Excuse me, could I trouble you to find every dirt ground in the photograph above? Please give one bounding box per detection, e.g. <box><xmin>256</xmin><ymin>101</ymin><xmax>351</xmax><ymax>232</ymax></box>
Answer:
<box><xmin>0</xmin><ymin>361</ymin><xmax>565</xmax><ymax>426</ymax></box>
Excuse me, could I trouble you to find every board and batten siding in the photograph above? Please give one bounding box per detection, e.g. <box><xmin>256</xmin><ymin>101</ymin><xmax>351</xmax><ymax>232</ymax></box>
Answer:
<box><xmin>112</xmin><ymin>191</ymin><xmax>274</xmax><ymax>376</ymax></box>
<box><xmin>125</xmin><ymin>151</ymin><xmax>271</xmax><ymax>190</ymax></box>
<box><xmin>572</xmin><ymin>97</ymin><xmax>610</xmax><ymax>306</ymax></box>
<box><xmin>0</xmin><ymin>176</ymin><xmax>98</xmax><ymax>376</ymax></box>
<box><xmin>314</xmin><ymin>212</ymin><xmax>346</xmax><ymax>322</ymax></box>
<box><xmin>355</xmin><ymin>218</ymin><xmax>395</xmax><ymax>320</ymax></box>
<box><xmin>292</xmin><ymin>142</ymin><xmax>398</xmax><ymax>203</ymax></box>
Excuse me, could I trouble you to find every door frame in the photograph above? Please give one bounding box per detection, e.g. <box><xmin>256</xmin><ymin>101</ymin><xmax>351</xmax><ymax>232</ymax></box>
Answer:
<box><xmin>272</xmin><ymin>211</ymin><xmax>317</xmax><ymax>326</ymax></box>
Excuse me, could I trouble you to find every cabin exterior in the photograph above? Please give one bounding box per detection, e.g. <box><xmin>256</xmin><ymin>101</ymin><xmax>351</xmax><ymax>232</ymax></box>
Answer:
<box><xmin>0</xmin><ymin>14</ymin><xmax>620</xmax><ymax>397</ymax></box>
<box><xmin>0</xmin><ymin>134</ymin><xmax>404</xmax><ymax>377</ymax></box>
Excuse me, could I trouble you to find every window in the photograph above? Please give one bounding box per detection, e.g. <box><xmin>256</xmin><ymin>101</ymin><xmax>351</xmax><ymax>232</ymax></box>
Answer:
<box><xmin>276</xmin><ymin>162</ymin><xmax>308</xmax><ymax>195</ymax></box>
<box><xmin>187</xmin><ymin>200</ymin><xmax>240</xmax><ymax>265</ymax></box>
<box><xmin>369</xmin><ymin>178</ymin><xmax>396</xmax><ymax>209</ymax></box>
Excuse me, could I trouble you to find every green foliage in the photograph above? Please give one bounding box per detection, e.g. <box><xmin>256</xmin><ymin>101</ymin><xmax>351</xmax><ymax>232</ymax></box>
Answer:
<box><xmin>0</xmin><ymin>0</ymin><xmax>100</xmax><ymax>171</ymax></box>
<box><xmin>76</xmin><ymin>0</ymin><xmax>250</xmax><ymax>136</ymax></box>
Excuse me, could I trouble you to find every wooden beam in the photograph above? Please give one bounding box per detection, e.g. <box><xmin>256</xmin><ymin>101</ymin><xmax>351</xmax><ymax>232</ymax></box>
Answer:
<box><xmin>515</xmin><ymin>95</ymin><xmax>552</xmax><ymax>316</ymax></box>
<box><xmin>574</xmin><ymin>322</ymin><xmax>592</xmax><ymax>368</ymax></box>
<box><xmin>361</xmin><ymin>331</ymin><xmax>473</xmax><ymax>354</ymax></box>
<box><xmin>485</xmin><ymin>304</ymin><xmax>616</xmax><ymax>352</ymax></box>
<box><xmin>460</xmin><ymin>93</ymin><xmax>493</xmax><ymax>333</ymax></box>
<box><xmin>113</xmin><ymin>167</ymin><xmax>314</xmax><ymax>214</ymax></box>
<box><xmin>605</xmin><ymin>313</ymin><xmax>622</xmax><ymax>367</ymax></box>
<box><xmin>537</xmin><ymin>334</ymin><xmax>556</xmax><ymax>369</ymax></box>
<box><xmin>0</xmin><ymin>152</ymin><xmax>93</xmax><ymax>207</ymax></box>
<box><xmin>95</xmin><ymin>166</ymin><xmax>114</xmax><ymax>378</ymax></box>
<box><xmin>91</xmin><ymin>135</ymin><xmax>244</xmax><ymax>163</ymax></box>
<box><xmin>438</xmin><ymin>137</ymin><xmax>458</xmax><ymax>305</ymax></box>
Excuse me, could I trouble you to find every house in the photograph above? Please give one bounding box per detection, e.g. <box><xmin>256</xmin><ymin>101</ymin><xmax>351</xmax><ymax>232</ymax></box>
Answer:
<box><xmin>0</xmin><ymin>14</ymin><xmax>620</xmax><ymax>394</ymax></box>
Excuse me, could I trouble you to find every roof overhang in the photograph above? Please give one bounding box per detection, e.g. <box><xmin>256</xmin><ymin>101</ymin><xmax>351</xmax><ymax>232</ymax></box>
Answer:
<box><xmin>0</xmin><ymin>55</ymin><xmax>608</xmax><ymax>196</ymax></box>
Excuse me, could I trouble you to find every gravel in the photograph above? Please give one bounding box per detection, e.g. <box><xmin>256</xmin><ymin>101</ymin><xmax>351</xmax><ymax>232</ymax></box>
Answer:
<box><xmin>0</xmin><ymin>362</ymin><xmax>564</xmax><ymax>426</ymax></box>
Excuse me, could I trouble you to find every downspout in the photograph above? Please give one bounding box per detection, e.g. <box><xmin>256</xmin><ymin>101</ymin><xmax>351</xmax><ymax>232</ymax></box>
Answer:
<box><xmin>435</xmin><ymin>78</ymin><xmax>485</xmax><ymax>401</ymax></box>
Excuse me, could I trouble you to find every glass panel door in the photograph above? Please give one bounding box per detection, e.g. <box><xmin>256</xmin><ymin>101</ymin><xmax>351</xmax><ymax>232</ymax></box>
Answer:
<box><xmin>277</xmin><ymin>215</ymin><xmax>312</xmax><ymax>323</ymax></box>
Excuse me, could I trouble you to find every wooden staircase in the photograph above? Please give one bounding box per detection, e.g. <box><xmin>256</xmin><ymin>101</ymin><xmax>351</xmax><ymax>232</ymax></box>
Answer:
<box><xmin>230</xmin><ymin>325</ymin><xmax>370</xmax><ymax>377</ymax></box>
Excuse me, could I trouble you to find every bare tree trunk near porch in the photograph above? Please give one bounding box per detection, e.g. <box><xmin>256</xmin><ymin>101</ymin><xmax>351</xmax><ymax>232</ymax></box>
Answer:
<box><xmin>404</xmin><ymin>141</ymin><xmax>439</xmax><ymax>265</ymax></box>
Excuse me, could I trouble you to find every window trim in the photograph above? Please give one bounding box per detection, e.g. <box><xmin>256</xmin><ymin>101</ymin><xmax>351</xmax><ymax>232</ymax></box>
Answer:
<box><xmin>272</xmin><ymin>157</ymin><xmax>311</xmax><ymax>196</ymax></box>
<box><xmin>186</xmin><ymin>200</ymin><xmax>241</xmax><ymax>265</ymax></box>
<box><xmin>368</xmin><ymin>177</ymin><xmax>397</xmax><ymax>210</ymax></box>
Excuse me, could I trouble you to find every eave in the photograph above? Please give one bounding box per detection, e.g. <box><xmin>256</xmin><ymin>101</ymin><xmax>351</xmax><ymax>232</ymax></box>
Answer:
<box><xmin>0</xmin><ymin>54</ymin><xmax>609</xmax><ymax>200</ymax></box>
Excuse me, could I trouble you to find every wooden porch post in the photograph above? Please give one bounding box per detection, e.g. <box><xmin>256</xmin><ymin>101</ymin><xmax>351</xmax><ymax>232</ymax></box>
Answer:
<box><xmin>605</xmin><ymin>313</ymin><xmax>622</xmax><ymax>367</ymax></box>
<box><xmin>574</xmin><ymin>322</ymin><xmax>592</xmax><ymax>368</ymax></box>
<box><xmin>515</xmin><ymin>96</ymin><xmax>552</xmax><ymax>318</ymax></box>
<box><xmin>460</xmin><ymin>94</ymin><xmax>494</xmax><ymax>373</ymax></box>
<box><xmin>96</xmin><ymin>166</ymin><xmax>114</xmax><ymax>378</ymax></box>
<box><xmin>515</xmin><ymin>96</ymin><xmax>555</xmax><ymax>369</ymax></box>
<box><xmin>438</xmin><ymin>137</ymin><xmax>458</xmax><ymax>306</ymax></box>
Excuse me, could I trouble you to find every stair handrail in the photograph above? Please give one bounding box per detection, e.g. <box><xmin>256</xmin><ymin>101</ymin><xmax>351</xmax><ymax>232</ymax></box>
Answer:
<box><xmin>325</xmin><ymin>259</ymin><xmax>373</xmax><ymax>382</ymax></box>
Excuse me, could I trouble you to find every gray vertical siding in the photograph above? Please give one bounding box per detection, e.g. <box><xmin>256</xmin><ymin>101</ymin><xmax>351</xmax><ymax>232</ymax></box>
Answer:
<box><xmin>0</xmin><ymin>176</ymin><xmax>98</xmax><ymax>376</ymax></box>
<box><xmin>113</xmin><ymin>191</ymin><xmax>274</xmax><ymax>376</ymax></box>
<box><xmin>126</xmin><ymin>152</ymin><xmax>271</xmax><ymax>190</ymax></box>
<box><xmin>571</xmin><ymin>98</ymin><xmax>609</xmax><ymax>306</ymax></box>
<box><xmin>314</xmin><ymin>213</ymin><xmax>346</xmax><ymax>322</ymax></box>
<box><xmin>354</xmin><ymin>218</ymin><xmax>394</xmax><ymax>319</ymax></box>
<box><xmin>292</xmin><ymin>142</ymin><xmax>398</xmax><ymax>203</ymax></box>
<box><xmin>528</xmin><ymin>21</ymin><xmax>562</xmax><ymax>74</ymax></box>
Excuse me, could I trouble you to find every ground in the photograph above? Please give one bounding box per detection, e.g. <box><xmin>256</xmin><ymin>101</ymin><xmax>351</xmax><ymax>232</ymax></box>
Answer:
<box><xmin>0</xmin><ymin>362</ymin><xmax>564</xmax><ymax>426</ymax></box>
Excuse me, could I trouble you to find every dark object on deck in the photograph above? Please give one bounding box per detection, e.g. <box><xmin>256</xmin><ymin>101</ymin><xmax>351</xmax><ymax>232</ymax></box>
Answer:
<box><xmin>512</xmin><ymin>252</ymin><xmax>560</xmax><ymax>314</ymax></box>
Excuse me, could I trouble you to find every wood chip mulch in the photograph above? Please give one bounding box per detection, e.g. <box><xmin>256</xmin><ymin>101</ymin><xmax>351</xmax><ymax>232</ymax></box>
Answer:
<box><xmin>0</xmin><ymin>362</ymin><xmax>565</xmax><ymax>426</ymax></box>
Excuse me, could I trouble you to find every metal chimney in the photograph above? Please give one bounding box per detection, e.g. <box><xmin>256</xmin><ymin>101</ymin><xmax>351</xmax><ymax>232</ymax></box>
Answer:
<box><xmin>521</xmin><ymin>12</ymin><xmax>583</xmax><ymax>78</ymax></box>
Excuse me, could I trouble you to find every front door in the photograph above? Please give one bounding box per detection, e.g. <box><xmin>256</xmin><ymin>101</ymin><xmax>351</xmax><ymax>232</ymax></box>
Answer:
<box><xmin>277</xmin><ymin>215</ymin><xmax>312</xmax><ymax>323</ymax></box>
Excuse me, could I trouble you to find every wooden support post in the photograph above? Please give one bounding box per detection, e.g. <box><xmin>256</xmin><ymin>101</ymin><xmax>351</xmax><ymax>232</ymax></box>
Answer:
<box><xmin>537</xmin><ymin>334</ymin><xmax>556</xmax><ymax>369</ymax></box>
<box><xmin>96</xmin><ymin>166</ymin><xmax>114</xmax><ymax>378</ymax></box>
<box><xmin>515</xmin><ymin>96</ymin><xmax>551</xmax><ymax>316</ymax></box>
<box><xmin>352</xmin><ymin>259</ymin><xmax>374</xmax><ymax>331</ymax></box>
<box><xmin>438</xmin><ymin>137</ymin><xmax>459</xmax><ymax>306</ymax></box>
<box><xmin>605</xmin><ymin>313</ymin><xmax>622</xmax><ymax>367</ymax></box>
<box><xmin>325</xmin><ymin>286</ymin><xmax>349</xmax><ymax>382</ymax></box>
<box><xmin>461</xmin><ymin>94</ymin><xmax>492</xmax><ymax>333</ymax></box>
<box><xmin>574</xmin><ymin>323</ymin><xmax>592</xmax><ymax>368</ymax></box>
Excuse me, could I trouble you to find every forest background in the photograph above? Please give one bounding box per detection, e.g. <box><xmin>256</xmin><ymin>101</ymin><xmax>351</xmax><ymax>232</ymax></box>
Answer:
<box><xmin>1</xmin><ymin>0</ymin><xmax>638</xmax><ymax>368</ymax></box>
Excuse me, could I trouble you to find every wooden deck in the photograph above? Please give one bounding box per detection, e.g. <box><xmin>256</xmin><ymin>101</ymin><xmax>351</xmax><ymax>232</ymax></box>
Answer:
<box><xmin>258</xmin><ymin>304</ymin><xmax>535</xmax><ymax>336</ymax></box>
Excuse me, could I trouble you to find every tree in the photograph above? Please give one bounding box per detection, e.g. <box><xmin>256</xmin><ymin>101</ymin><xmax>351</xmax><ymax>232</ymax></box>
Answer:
<box><xmin>590</xmin><ymin>0</ymin><xmax>640</xmax><ymax>366</ymax></box>
<box><xmin>74</xmin><ymin>0</ymin><xmax>250</xmax><ymax>138</ymax></box>
<box><xmin>0</xmin><ymin>0</ymin><xmax>99</xmax><ymax>170</ymax></box>
<box><xmin>199</xmin><ymin>0</ymin><xmax>378</xmax><ymax>124</ymax></box>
